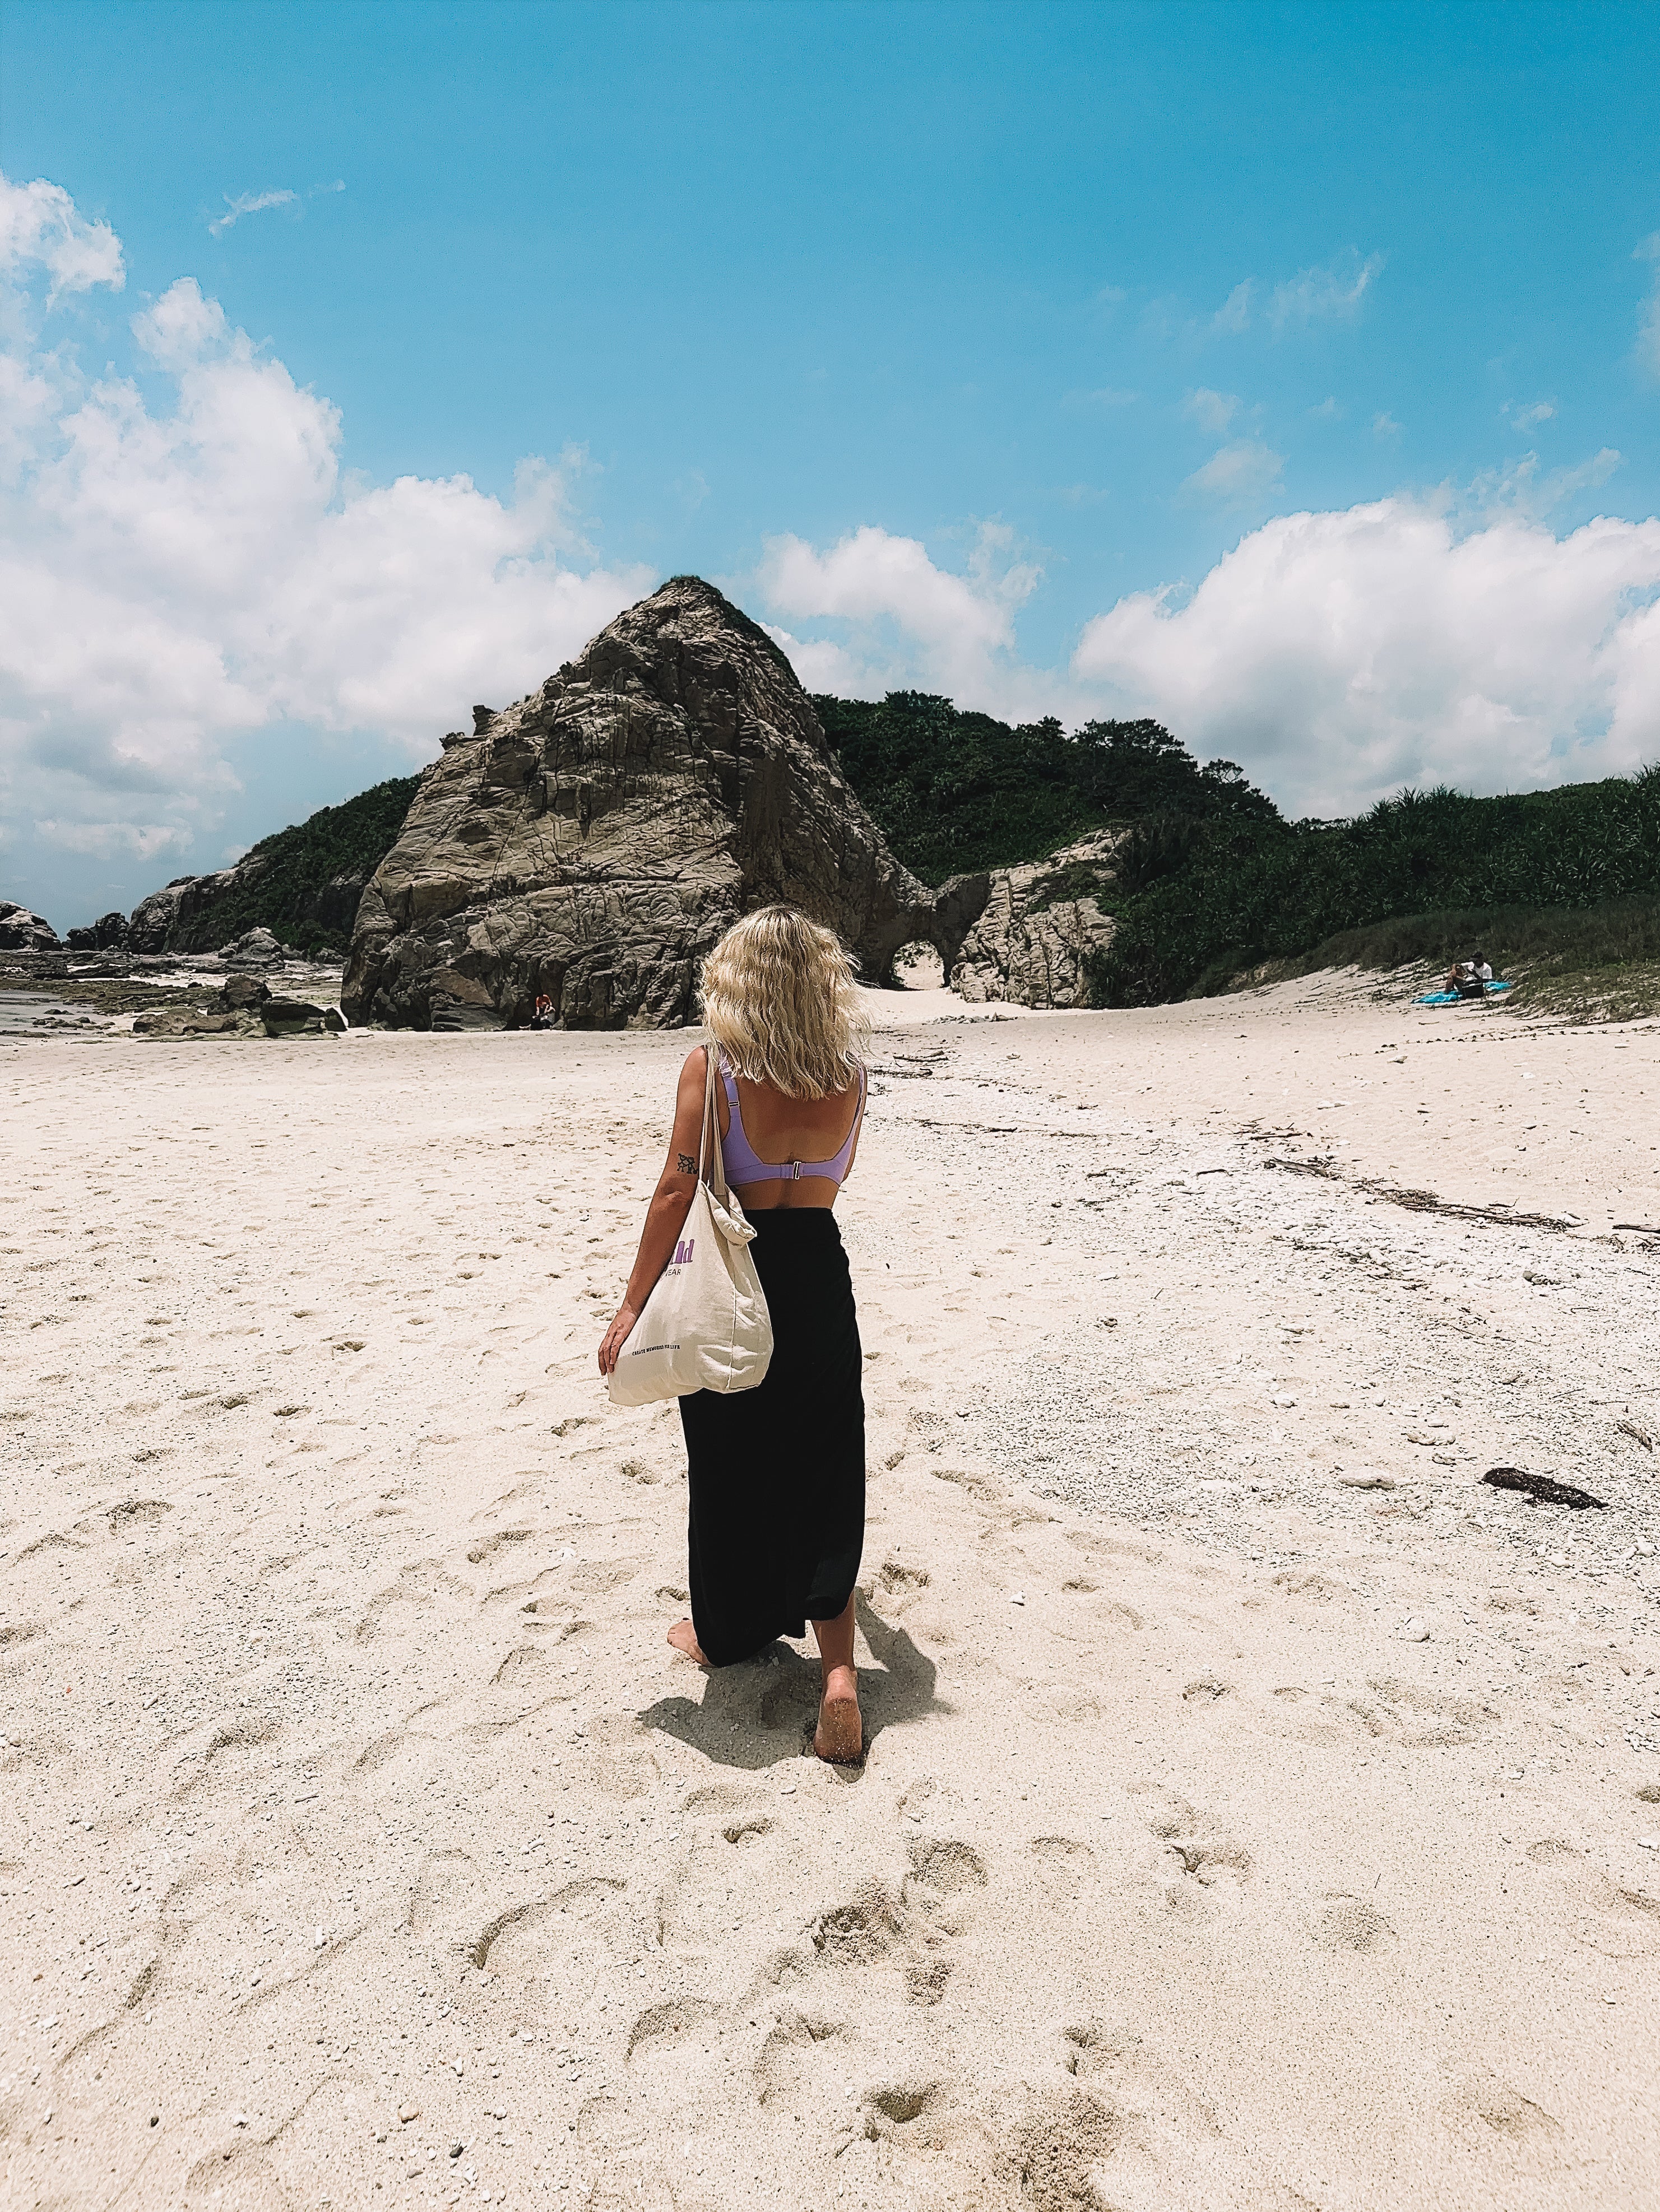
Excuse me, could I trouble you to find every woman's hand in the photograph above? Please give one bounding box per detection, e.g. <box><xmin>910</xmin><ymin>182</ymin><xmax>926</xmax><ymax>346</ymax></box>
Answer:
<box><xmin>597</xmin><ymin>1302</ymin><xmax>639</xmax><ymax>1377</ymax></box>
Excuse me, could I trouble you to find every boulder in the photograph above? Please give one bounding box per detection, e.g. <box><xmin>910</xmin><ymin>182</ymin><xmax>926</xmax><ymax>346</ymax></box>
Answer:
<box><xmin>950</xmin><ymin>831</ymin><xmax>1121</xmax><ymax>1009</ymax></box>
<box><xmin>132</xmin><ymin>1006</ymin><xmax>262</xmax><ymax>1040</ymax></box>
<box><xmin>0</xmin><ymin>902</ymin><xmax>62</xmax><ymax>954</ymax></box>
<box><xmin>261</xmin><ymin>997</ymin><xmax>336</xmax><ymax>1038</ymax></box>
<box><xmin>342</xmin><ymin>578</ymin><xmax>980</xmax><ymax>1030</ymax></box>
<box><xmin>220</xmin><ymin>927</ymin><xmax>285</xmax><ymax>966</ymax></box>
<box><xmin>220</xmin><ymin>974</ymin><xmax>271</xmax><ymax>1012</ymax></box>
<box><xmin>66</xmin><ymin>911</ymin><xmax>130</xmax><ymax>952</ymax></box>
<box><xmin>128</xmin><ymin>875</ymin><xmax>215</xmax><ymax>953</ymax></box>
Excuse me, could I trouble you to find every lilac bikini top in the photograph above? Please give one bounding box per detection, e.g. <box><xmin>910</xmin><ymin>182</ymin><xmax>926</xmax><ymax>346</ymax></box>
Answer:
<box><xmin>718</xmin><ymin>1059</ymin><xmax>866</xmax><ymax>1187</ymax></box>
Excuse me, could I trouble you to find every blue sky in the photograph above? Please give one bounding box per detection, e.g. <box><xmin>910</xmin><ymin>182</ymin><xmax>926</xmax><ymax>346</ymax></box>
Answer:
<box><xmin>3</xmin><ymin>0</ymin><xmax>1658</xmax><ymax>926</ymax></box>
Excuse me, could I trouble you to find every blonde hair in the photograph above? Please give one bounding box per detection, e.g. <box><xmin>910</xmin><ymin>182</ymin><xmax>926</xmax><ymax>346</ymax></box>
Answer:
<box><xmin>699</xmin><ymin>907</ymin><xmax>869</xmax><ymax>1099</ymax></box>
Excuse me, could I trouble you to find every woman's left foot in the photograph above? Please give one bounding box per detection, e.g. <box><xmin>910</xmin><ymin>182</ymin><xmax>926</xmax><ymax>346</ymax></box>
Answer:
<box><xmin>666</xmin><ymin>1619</ymin><xmax>710</xmax><ymax>1666</ymax></box>
<box><xmin>814</xmin><ymin>1666</ymin><xmax>862</xmax><ymax>1763</ymax></box>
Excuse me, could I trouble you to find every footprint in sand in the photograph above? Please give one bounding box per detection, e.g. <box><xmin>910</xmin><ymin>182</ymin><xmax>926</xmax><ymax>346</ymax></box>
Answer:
<box><xmin>1522</xmin><ymin>1839</ymin><xmax>1660</xmax><ymax>1958</ymax></box>
<box><xmin>1143</xmin><ymin>1797</ymin><xmax>1254</xmax><ymax>1914</ymax></box>
<box><xmin>750</xmin><ymin>2005</ymin><xmax>846</xmax><ymax>2108</ymax></box>
<box><xmin>1440</xmin><ymin>2066</ymin><xmax>1564</xmax><ymax>2153</ymax></box>
<box><xmin>1307</xmin><ymin>1893</ymin><xmax>1398</xmax><ymax>1954</ymax></box>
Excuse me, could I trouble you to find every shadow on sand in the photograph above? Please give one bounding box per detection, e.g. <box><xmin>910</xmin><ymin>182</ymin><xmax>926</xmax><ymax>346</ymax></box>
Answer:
<box><xmin>638</xmin><ymin>1595</ymin><xmax>943</xmax><ymax>1774</ymax></box>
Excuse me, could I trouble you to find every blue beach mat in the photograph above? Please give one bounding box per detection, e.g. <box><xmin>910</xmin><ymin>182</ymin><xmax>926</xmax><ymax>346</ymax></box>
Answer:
<box><xmin>1415</xmin><ymin>982</ymin><xmax>1514</xmax><ymax>1005</ymax></box>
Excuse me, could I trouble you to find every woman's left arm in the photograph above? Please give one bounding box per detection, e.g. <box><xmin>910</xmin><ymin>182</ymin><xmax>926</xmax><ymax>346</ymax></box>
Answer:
<box><xmin>597</xmin><ymin>1048</ymin><xmax>711</xmax><ymax>1376</ymax></box>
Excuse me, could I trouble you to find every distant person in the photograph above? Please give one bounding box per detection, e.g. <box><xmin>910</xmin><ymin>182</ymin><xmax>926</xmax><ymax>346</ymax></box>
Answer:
<box><xmin>1453</xmin><ymin>954</ymin><xmax>1487</xmax><ymax>1000</ymax></box>
<box><xmin>528</xmin><ymin>992</ymin><xmax>554</xmax><ymax>1030</ymax></box>
<box><xmin>1472</xmin><ymin>954</ymin><xmax>1494</xmax><ymax>986</ymax></box>
<box><xmin>597</xmin><ymin>906</ymin><xmax>869</xmax><ymax>1763</ymax></box>
<box><xmin>1445</xmin><ymin>958</ymin><xmax>1474</xmax><ymax>995</ymax></box>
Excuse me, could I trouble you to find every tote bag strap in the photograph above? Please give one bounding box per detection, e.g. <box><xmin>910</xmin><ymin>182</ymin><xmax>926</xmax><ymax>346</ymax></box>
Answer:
<box><xmin>697</xmin><ymin>1044</ymin><xmax>732</xmax><ymax>1207</ymax></box>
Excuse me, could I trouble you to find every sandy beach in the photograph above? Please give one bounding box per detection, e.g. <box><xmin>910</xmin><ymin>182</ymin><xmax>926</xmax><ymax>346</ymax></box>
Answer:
<box><xmin>3</xmin><ymin>978</ymin><xmax>1658</xmax><ymax>2211</ymax></box>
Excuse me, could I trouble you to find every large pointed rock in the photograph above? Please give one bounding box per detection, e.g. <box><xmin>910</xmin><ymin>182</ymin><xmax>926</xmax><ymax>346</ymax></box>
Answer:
<box><xmin>342</xmin><ymin>578</ymin><xmax>959</xmax><ymax>1030</ymax></box>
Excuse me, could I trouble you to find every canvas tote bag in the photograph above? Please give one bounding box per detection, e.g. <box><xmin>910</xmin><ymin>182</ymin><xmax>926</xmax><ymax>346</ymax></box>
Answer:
<box><xmin>605</xmin><ymin>1048</ymin><xmax>773</xmax><ymax>1406</ymax></box>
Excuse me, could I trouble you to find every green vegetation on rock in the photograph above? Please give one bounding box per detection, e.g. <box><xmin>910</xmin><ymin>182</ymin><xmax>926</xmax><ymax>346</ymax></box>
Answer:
<box><xmin>171</xmin><ymin>775</ymin><xmax>420</xmax><ymax>955</ymax></box>
<box><xmin>814</xmin><ymin>692</ymin><xmax>1277</xmax><ymax>881</ymax></box>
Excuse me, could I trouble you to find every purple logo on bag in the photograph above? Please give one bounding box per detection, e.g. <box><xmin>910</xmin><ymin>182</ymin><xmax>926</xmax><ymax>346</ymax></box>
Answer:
<box><xmin>672</xmin><ymin>1237</ymin><xmax>695</xmax><ymax>1268</ymax></box>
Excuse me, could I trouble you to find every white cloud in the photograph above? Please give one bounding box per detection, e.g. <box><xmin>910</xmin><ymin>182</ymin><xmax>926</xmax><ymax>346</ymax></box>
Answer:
<box><xmin>755</xmin><ymin>522</ymin><xmax>1040</xmax><ymax>702</ymax></box>
<box><xmin>1180</xmin><ymin>439</ymin><xmax>1284</xmax><ymax>505</ymax></box>
<box><xmin>33</xmin><ymin>819</ymin><xmax>194</xmax><ymax>861</ymax></box>
<box><xmin>1073</xmin><ymin>499</ymin><xmax>1660</xmax><ymax>816</ymax></box>
<box><xmin>1185</xmin><ymin>387</ymin><xmax>1240</xmax><ymax>437</ymax></box>
<box><xmin>1372</xmin><ymin>411</ymin><xmax>1402</xmax><ymax>439</ymax></box>
<box><xmin>208</xmin><ymin>188</ymin><xmax>298</xmax><ymax>238</ymax></box>
<box><xmin>1210</xmin><ymin>281</ymin><xmax>1254</xmax><ymax>336</ymax></box>
<box><xmin>0</xmin><ymin>174</ymin><xmax>124</xmax><ymax>301</ymax></box>
<box><xmin>1505</xmin><ymin>397</ymin><xmax>1556</xmax><ymax>429</ymax></box>
<box><xmin>1309</xmin><ymin>396</ymin><xmax>1342</xmax><ymax>420</ymax></box>
<box><xmin>1462</xmin><ymin>445</ymin><xmax>1621</xmax><ymax>521</ymax></box>
<box><xmin>1636</xmin><ymin>234</ymin><xmax>1660</xmax><ymax>378</ymax></box>
<box><xmin>1</xmin><ymin>177</ymin><xmax>651</xmax><ymax>868</ymax></box>
<box><xmin>1269</xmin><ymin>249</ymin><xmax>1383</xmax><ymax>331</ymax></box>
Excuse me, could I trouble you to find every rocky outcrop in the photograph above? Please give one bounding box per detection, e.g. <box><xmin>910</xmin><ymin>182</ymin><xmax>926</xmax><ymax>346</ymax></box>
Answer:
<box><xmin>128</xmin><ymin>875</ymin><xmax>221</xmax><ymax>954</ymax></box>
<box><xmin>0</xmin><ymin>902</ymin><xmax>61</xmax><ymax>954</ymax></box>
<box><xmin>950</xmin><ymin>831</ymin><xmax>1121</xmax><ymax>1009</ymax></box>
<box><xmin>66</xmin><ymin>911</ymin><xmax>129</xmax><ymax>952</ymax></box>
<box><xmin>129</xmin><ymin>972</ymin><xmax>343</xmax><ymax>1040</ymax></box>
<box><xmin>221</xmin><ymin>927</ymin><xmax>286</xmax><ymax>966</ymax></box>
<box><xmin>343</xmin><ymin>578</ymin><xmax>973</xmax><ymax>1030</ymax></box>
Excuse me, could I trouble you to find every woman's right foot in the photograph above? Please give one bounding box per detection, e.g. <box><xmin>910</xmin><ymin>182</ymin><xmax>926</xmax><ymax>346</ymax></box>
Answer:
<box><xmin>666</xmin><ymin>1619</ymin><xmax>710</xmax><ymax>1665</ymax></box>
<box><xmin>814</xmin><ymin>1664</ymin><xmax>862</xmax><ymax>1763</ymax></box>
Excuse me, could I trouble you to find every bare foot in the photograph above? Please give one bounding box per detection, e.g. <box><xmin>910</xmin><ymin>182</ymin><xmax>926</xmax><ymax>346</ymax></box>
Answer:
<box><xmin>666</xmin><ymin>1618</ymin><xmax>710</xmax><ymax>1666</ymax></box>
<box><xmin>814</xmin><ymin>1662</ymin><xmax>862</xmax><ymax>1763</ymax></box>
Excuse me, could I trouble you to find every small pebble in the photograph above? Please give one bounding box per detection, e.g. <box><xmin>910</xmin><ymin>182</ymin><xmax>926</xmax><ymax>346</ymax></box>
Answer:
<box><xmin>1009</xmin><ymin>1592</ymin><xmax>1025</xmax><ymax>1606</ymax></box>
<box><xmin>398</xmin><ymin>2104</ymin><xmax>420</xmax><ymax>2124</ymax></box>
<box><xmin>1401</xmin><ymin>1618</ymin><xmax>1430</xmax><ymax>1642</ymax></box>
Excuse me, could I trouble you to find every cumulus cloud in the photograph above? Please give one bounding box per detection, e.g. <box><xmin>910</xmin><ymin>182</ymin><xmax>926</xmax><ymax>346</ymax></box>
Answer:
<box><xmin>208</xmin><ymin>188</ymin><xmax>298</xmax><ymax>238</ymax></box>
<box><xmin>0</xmin><ymin>174</ymin><xmax>650</xmax><ymax>878</ymax></box>
<box><xmin>1269</xmin><ymin>249</ymin><xmax>1384</xmax><ymax>330</ymax></box>
<box><xmin>1180</xmin><ymin>439</ymin><xmax>1284</xmax><ymax>505</ymax></box>
<box><xmin>0</xmin><ymin>174</ymin><xmax>124</xmax><ymax>301</ymax></box>
<box><xmin>755</xmin><ymin>522</ymin><xmax>1041</xmax><ymax>701</ymax></box>
<box><xmin>1073</xmin><ymin>499</ymin><xmax>1660</xmax><ymax>816</ymax></box>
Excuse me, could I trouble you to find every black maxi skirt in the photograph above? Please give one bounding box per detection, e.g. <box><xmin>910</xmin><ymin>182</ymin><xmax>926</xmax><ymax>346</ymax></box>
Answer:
<box><xmin>678</xmin><ymin>1210</ymin><xmax>865</xmax><ymax>1667</ymax></box>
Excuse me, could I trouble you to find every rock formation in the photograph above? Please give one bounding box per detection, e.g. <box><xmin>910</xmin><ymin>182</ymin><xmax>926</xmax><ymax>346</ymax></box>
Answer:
<box><xmin>66</xmin><ymin>911</ymin><xmax>129</xmax><ymax>952</ymax></box>
<box><xmin>951</xmin><ymin>831</ymin><xmax>1121</xmax><ymax>1009</ymax></box>
<box><xmin>0</xmin><ymin>902</ymin><xmax>62</xmax><ymax>954</ymax></box>
<box><xmin>343</xmin><ymin>578</ymin><xmax>974</xmax><ymax>1030</ymax></box>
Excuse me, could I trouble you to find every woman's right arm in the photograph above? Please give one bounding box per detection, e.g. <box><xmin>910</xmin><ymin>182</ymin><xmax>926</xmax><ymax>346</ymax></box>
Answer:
<box><xmin>596</xmin><ymin>1048</ymin><xmax>711</xmax><ymax>1375</ymax></box>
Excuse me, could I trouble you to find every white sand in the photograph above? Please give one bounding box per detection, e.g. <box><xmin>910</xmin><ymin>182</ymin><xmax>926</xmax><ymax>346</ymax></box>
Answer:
<box><xmin>2</xmin><ymin>979</ymin><xmax>1658</xmax><ymax>2210</ymax></box>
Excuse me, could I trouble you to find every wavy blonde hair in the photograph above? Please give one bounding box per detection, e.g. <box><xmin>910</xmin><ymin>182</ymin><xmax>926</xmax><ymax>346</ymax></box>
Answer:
<box><xmin>699</xmin><ymin>906</ymin><xmax>869</xmax><ymax>1099</ymax></box>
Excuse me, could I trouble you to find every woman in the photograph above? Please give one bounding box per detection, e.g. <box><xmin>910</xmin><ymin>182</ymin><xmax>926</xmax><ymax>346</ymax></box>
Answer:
<box><xmin>597</xmin><ymin>907</ymin><xmax>869</xmax><ymax>1763</ymax></box>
